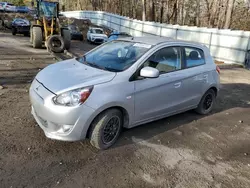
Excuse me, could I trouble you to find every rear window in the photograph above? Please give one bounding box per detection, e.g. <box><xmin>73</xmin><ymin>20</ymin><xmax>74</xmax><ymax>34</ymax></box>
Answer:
<box><xmin>7</xmin><ymin>3</ymin><xmax>14</xmax><ymax>5</ymax></box>
<box><xmin>184</xmin><ymin>47</ymin><xmax>205</xmax><ymax>68</ymax></box>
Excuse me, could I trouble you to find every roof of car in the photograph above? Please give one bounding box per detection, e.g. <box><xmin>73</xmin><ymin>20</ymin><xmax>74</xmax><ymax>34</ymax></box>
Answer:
<box><xmin>118</xmin><ymin>36</ymin><xmax>204</xmax><ymax>47</ymax></box>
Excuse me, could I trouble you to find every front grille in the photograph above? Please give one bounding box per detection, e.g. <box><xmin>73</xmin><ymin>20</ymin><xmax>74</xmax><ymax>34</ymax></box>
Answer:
<box><xmin>94</xmin><ymin>39</ymin><xmax>104</xmax><ymax>43</ymax></box>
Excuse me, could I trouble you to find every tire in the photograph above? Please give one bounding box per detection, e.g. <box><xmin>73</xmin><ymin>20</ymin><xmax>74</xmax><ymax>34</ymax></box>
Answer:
<box><xmin>24</xmin><ymin>32</ymin><xmax>29</xmax><ymax>37</ymax></box>
<box><xmin>29</xmin><ymin>28</ymin><xmax>33</xmax><ymax>43</ymax></box>
<box><xmin>47</xmin><ymin>35</ymin><xmax>65</xmax><ymax>53</ymax></box>
<box><xmin>195</xmin><ymin>89</ymin><xmax>216</xmax><ymax>115</ymax></box>
<box><xmin>90</xmin><ymin>109</ymin><xmax>123</xmax><ymax>150</ymax></box>
<box><xmin>32</xmin><ymin>27</ymin><xmax>43</xmax><ymax>48</ymax></box>
<box><xmin>62</xmin><ymin>29</ymin><xmax>71</xmax><ymax>50</ymax></box>
<box><xmin>12</xmin><ymin>27</ymin><xmax>16</xmax><ymax>35</ymax></box>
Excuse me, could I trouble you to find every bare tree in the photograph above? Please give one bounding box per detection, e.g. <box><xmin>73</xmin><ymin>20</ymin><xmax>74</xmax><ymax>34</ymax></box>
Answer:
<box><xmin>224</xmin><ymin>0</ymin><xmax>236</xmax><ymax>28</ymax></box>
<box><xmin>142</xmin><ymin>0</ymin><xmax>146</xmax><ymax>21</ymax></box>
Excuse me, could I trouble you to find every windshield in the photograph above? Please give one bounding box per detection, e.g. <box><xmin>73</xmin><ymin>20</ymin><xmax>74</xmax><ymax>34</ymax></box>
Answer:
<box><xmin>77</xmin><ymin>41</ymin><xmax>152</xmax><ymax>72</ymax></box>
<box><xmin>40</xmin><ymin>1</ymin><xmax>57</xmax><ymax>17</ymax></box>
<box><xmin>93</xmin><ymin>29</ymin><xmax>103</xmax><ymax>34</ymax></box>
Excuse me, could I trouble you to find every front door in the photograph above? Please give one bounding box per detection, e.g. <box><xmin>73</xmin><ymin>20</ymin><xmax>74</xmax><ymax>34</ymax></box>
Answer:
<box><xmin>134</xmin><ymin>46</ymin><xmax>186</xmax><ymax>123</ymax></box>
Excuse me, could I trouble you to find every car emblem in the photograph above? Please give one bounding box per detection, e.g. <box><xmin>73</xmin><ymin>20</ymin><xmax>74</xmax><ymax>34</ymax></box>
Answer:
<box><xmin>35</xmin><ymin>85</ymin><xmax>40</xmax><ymax>91</ymax></box>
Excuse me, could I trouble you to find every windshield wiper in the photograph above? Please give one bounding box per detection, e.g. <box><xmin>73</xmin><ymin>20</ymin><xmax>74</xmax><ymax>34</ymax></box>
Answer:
<box><xmin>87</xmin><ymin>62</ymin><xmax>105</xmax><ymax>70</ymax></box>
<box><xmin>103</xmin><ymin>67</ymin><xmax>120</xmax><ymax>72</ymax></box>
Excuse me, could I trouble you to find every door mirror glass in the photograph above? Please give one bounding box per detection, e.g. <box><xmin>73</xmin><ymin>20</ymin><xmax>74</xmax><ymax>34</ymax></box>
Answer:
<box><xmin>140</xmin><ymin>67</ymin><xmax>159</xmax><ymax>78</ymax></box>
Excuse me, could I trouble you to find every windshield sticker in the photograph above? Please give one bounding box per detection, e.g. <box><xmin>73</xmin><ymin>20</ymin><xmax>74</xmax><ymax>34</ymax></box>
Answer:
<box><xmin>133</xmin><ymin>43</ymin><xmax>152</xmax><ymax>49</ymax></box>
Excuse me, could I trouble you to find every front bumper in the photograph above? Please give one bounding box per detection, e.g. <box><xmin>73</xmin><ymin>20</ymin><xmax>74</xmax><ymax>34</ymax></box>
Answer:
<box><xmin>91</xmin><ymin>38</ymin><xmax>107</xmax><ymax>43</ymax></box>
<box><xmin>15</xmin><ymin>26</ymin><xmax>30</xmax><ymax>33</ymax></box>
<box><xmin>29</xmin><ymin>81</ymin><xmax>95</xmax><ymax>141</ymax></box>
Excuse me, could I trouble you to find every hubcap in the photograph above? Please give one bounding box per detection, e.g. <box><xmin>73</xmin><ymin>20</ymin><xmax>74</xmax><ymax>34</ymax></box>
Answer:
<box><xmin>51</xmin><ymin>38</ymin><xmax>61</xmax><ymax>47</ymax></box>
<box><xmin>102</xmin><ymin>116</ymin><xmax>120</xmax><ymax>144</ymax></box>
<box><xmin>203</xmin><ymin>94</ymin><xmax>213</xmax><ymax>110</ymax></box>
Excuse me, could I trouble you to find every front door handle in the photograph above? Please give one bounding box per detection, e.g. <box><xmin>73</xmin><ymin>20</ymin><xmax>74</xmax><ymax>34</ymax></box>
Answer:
<box><xmin>203</xmin><ymin>74</ymin><xmax>208</xmax><ymax>79</ymax></box>
<box><xmin>174</xmin><ymin>82</ymin><xmax>181</xmax><ymax>88</ymax></box>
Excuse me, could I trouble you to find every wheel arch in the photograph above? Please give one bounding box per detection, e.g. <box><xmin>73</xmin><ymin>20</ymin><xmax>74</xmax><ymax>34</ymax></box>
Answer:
<box><xmin>209</xmin><ymin>86</ymin><xmax>218</xmax><ymax>97</ymax></box>
<box><xmin>85</xmin><ymin>105</ymin><xmax>130</xmax><ymax>139</ymax></box>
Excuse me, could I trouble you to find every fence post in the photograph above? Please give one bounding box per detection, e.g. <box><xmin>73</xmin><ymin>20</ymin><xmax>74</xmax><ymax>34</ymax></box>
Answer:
<box><xmin>160</xmin><ymin>25</ymin><xmax>162</xmax><ymax>37</ymax></box>
<box><xmin>209</xmin><ymin>32</ymin><xmax>213</xmax><ymax>50</ymax></box>
<box><xmin>175</xmin><ymin>28</ymin><xmax>178</xmax><ymax>39</ymax></box>
<box><xmin>244</xmin><ymin>33</ymin><xmax>250</xmax><ymax>67</ymax></box>
<box><xmin>109</xmin><ymin>14</ymin><xmax>111</xmax><ymax>29</ymax></box>
<box><xmin>142</xmin><ymin>22</ymin><xmax>144</xmax><ymax>37</ymax></box>
<box><xmin>119</xmin><ymin>17</ymin><xmax>122</xmax><ymax>32</ymax></box>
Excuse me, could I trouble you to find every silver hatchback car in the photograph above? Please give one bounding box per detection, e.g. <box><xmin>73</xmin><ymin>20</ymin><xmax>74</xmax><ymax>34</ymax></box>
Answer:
<box><xmin>30</xmin><ymin>37</ymin><xmax>220</xmax><ymax>149</ymax></box>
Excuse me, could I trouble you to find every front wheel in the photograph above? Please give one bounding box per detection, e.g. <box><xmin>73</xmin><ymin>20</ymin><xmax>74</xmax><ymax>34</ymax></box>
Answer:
<box><xmin>195</xmin><ymin>89</ymin><xmax>216</xmax><ymax>115</ymax></box>
<box><xmin>90</xmin><ymin>109</ymin><xmax>123</xmax><ymax>150</ymax></box>
<box><xmin>12</xmin><ymin>27</ymin><xmax>16</xmax><ymax>35</ymax></box>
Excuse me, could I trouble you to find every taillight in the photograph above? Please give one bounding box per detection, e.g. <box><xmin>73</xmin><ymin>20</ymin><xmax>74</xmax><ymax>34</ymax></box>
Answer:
<box><xmin>216</xmin><ymin>65</ymin><xmax>221</xmax><ymax>74</ymax></box>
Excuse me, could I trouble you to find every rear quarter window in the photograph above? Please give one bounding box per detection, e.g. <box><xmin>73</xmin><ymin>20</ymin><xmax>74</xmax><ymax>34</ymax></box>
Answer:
<box><xmin>184</xmin><ymin>47</ymin><xmax>205</xmax><ymax>68</ymax></box>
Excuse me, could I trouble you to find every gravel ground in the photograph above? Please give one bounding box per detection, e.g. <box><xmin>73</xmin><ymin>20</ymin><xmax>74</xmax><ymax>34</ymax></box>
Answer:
<box><xmin>0</xmin><ymin>32</ymin><xmax>250</xmax><ymax>188</ymax></box>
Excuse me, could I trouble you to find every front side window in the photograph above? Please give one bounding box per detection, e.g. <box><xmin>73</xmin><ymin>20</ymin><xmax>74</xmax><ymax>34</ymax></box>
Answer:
<box><xmin>143</xmin><ymin>47</ymin><xmax>181</xmax><ymax>74</ymax></box>
<box><xmin>77</xmin><ymin>41</ymin><xmax>152</xmax><ymax>72</ymax></box>
<box><xmin>184</xmin><ymin>47</ymin><xmax>205</xmax><ymax>68</ymax></box>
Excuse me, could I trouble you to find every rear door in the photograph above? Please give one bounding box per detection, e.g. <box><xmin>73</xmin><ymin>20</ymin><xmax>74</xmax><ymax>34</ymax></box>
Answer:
<box><xmin>179</xmin><ymin>46</ymin><xmax>207</xmax><ymax>107</ymax></box>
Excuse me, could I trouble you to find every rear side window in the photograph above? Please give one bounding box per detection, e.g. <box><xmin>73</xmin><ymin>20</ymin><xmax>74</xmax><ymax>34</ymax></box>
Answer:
<box><xmin>184</xmin><ymin>47</ymin><xmax>205</xmax><ymax>68</ymax></box>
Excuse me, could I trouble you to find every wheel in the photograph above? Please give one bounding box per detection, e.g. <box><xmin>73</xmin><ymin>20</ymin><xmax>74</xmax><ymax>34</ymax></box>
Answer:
<box><xmin>47</xmin><ymin>35</ymin><xmax>65</xmax><ymax>53</ymax></box>
<box><xmin>90</xmin><ymin>109</ymin><xmax>123</xmax><ymax>150</ymax></box>
<box><xmin>24</xmin><ymin>32</ymin><xmax>29</xmax><ymax>37</ymax></box>
<box><xmin>195</xmin><ymin>89</ymin><xmax>216</xmax><ymax>115</ymax></box>
<box><xmin>32</xmin><ymin>27</ymin><xmax>43</xmax><ymax>48</ymax></box>
<box><xmin>12</xmin><ymin>27</ymin><xmax>16</xmax><ymax>35</ymax></box>
<box><xmin>62</xmin><ymin>29</ymin><xmax>71</xmax><ymax>50</ymax></box>
<box><xmin>29</xmin><ymin>28</ymin><xmax>33</xmax><ymax>43</ymax></box>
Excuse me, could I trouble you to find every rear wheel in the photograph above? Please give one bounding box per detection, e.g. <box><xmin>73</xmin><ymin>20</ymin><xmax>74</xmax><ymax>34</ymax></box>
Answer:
<box><xmin>32</xmin><ymin>27</ymin><xmax>42</xmax><ymax>48</ymax></box>
<box><xmin>62</xmin><ymin>29</ymin><xmax>71</xmax><ymax>50</ymax></box>
<box><xmin>89</xmin><ymin>109</ymin><xmax>123</xmax><ymax>150</ymax></box>
<box><xmin>195</xmin><ymin>89</ymin><xmax>216</xmax><ymax>115</ymax></box>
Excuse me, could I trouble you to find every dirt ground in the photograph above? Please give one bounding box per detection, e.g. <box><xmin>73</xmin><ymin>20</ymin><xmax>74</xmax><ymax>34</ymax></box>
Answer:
<box><xmin>0</xmin><ymin>31</ymin><xmax>250</xmax><ymax>188</ymax></box>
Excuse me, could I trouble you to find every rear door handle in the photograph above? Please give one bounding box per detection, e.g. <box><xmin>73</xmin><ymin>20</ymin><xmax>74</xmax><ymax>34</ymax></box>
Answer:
<box><xmin>174</xmin><ymin>82</ymin><xmax>181</xmax><ymax>88</ymax></box>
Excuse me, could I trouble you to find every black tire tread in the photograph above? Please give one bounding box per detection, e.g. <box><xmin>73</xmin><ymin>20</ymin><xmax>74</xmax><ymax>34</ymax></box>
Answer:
<box><xmin>62</xmin><ymin>29</ymin><xmax>71</xmax><ymax>50</ymax></box>
<box><xmin>12</xmin><ymin>27</ymin><xmax>16</xmax><ymax>35</ymax></box>
<box><xmin>32</xmin><ymin>27</ymin><xmax>43</xmax><ymax>48</ymax></box>
<box><xmin>90</xmin><ymin>109</ymin><xmax>122</xmax><ymax>150</ymax></box>
<box><xmin>195</xmin><ymin>89</ymin><xmax>215</xmax><ymax>115</ymax></box>
<box><xmin>47</xmin><ymin>35</ymin><xmax>65</xmax><ymax>53</ymax></box>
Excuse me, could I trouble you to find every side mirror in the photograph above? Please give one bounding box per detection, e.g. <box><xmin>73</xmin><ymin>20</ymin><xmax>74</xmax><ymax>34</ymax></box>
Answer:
<box><xmin>140</xmin><ymin>67</ymin><xmax>159</xmax><ymax>78</ymax></box>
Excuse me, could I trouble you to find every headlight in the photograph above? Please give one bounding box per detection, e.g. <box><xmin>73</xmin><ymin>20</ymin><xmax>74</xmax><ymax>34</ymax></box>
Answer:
<box><xmin>53</xmin><ymin>86</ymin><xmax>93</xmax><ymax>106</ymax></box>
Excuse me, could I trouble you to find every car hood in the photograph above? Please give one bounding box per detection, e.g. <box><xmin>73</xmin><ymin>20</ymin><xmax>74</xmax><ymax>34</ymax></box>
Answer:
<box><xmin>36</xmin><ymin>58</ymin><xmax>116</xmax><ymax>94</ymax></box>
<box><xmin>92</xmin><ymin>34</ymin><xmax>107</xmax><ymax>38</ymax></box>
